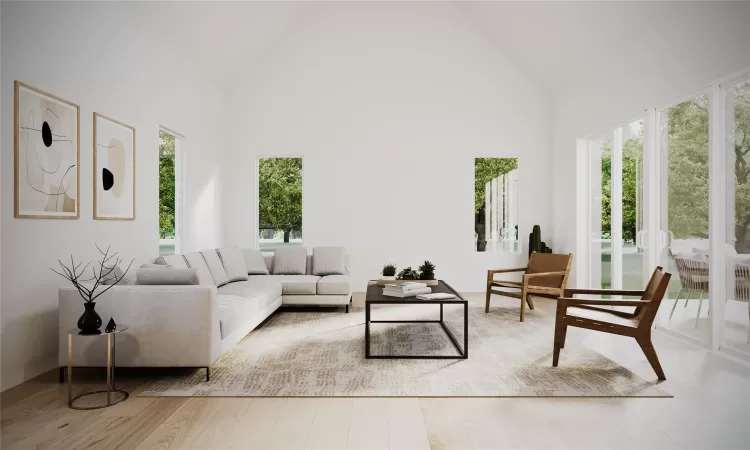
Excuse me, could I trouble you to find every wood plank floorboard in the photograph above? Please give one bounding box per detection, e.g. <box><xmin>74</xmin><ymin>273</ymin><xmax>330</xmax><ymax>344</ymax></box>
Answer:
<box><xmin>1</xmin><ymin>296</ymin><xmax>748</xmax><ymax>450</ymax></box>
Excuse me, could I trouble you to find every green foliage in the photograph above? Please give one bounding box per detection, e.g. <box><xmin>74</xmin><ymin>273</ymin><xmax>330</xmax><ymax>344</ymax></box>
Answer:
<box><xmin>418</xmin><ymin>260</ymin><xmax>435</xmax><ymax>280</ymax></box>
<box><xmin>733</xmin><ymin>82</ymin><xmax>750</xmax><ymax>252</ymax></box>
<box><xmin>382</xmin><ymin>264</ymin><xmax>397</xmax><ymax>277</ymax></box>
<box><xmin>474</xmin><ymin>158</ymin><xmax>518</xmax><ymax>214</ymax></box>
<box><xmin>397</xmin><ymin>267</ymin><xmax>418</xmax><ymax>280</ymax></box>
<box><xmin>259</xmin><ymin>158</ymin><xmax>302</xmax><ymax>243</ymax></box>
<box><xmin>158</xmin><ymin>132</ymin><xmax>175</xmax><ymax>239</ymax></box>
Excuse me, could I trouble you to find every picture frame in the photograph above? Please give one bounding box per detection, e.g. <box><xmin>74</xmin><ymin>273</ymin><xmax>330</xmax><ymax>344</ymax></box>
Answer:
<box><xmin>14</xmin><ymin>81</ymin><xmax>80</xmax><ymax>219</ymax></box>
<box><xmin>93</xmin><ymin>112</ymin><xmax>136</xmax><ymax>220</ymax></box>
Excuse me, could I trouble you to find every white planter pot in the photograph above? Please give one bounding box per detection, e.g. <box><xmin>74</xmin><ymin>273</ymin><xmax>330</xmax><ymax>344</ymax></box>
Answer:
<box><xmin>380</xmin><ymin>276</ymin><xmax>396</xmax><ymax>280</ymax></box>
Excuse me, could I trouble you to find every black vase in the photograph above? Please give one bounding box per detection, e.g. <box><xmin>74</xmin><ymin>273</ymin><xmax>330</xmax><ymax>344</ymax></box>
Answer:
<box><xmin>78</xmin><ymin>302</ymin><xmax>102</xmax><ymax>334</ymax></box>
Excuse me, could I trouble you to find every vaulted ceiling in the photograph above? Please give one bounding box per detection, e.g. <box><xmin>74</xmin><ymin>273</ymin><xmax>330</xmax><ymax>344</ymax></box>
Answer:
<box><xmin>131</xmin><ymin>1</ymin><xmax>750</xmax><ymax>94</ymax></box>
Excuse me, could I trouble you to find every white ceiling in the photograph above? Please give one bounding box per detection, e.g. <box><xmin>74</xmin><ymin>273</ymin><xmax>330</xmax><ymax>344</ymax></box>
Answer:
<box><xmin>130</xmin><ymin>1</ymin><xmax>749</xmax><ymax>94</ymax></box>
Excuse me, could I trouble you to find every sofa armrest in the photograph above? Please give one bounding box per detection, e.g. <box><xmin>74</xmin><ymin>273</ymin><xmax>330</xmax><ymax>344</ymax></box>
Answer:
<box><xmin>59</xmin><ymin>285</ymin><xmax>221</xmax><ymax>368</ymax></box>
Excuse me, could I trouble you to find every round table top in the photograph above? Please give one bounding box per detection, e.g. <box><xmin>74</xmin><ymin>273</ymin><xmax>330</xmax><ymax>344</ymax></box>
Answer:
<box><xmin>68</xmin><ymin>325</ymin><xmax>128</xmax><ymax>336</ymax></box>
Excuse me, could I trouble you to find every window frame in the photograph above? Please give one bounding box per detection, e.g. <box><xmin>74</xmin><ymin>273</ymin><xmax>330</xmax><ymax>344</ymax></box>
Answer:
<box><xmin>255</xmin><ymin>155</ymin><xmax>305</xmax><ymax>252</ymax></box>
<box><xmin>158</xmin><ymin>126</ymin><xmax>183</xmax><ymax>256</ymax></box>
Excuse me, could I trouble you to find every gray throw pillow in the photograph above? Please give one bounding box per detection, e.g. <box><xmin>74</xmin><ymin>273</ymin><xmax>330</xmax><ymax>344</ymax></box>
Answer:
<box><xmin>218</xmin><ymin>247</ymin><xmax>249</xmax><ymax>282</ymax></box>
<box><xmin>136</xmin><ymin>268</ymin><xmax>199</xmax><ymax>285</ymax></box>
<box><xmin>101</xmin><ymin>265</ymin><xmax>125</xmax><ymax>285</ymax></box>
<box><xmin>201</xmin><ymin>250</ymin><xmax>230</xmax><ymax>287</ymax></box>
<box><xmin>312</xmin><ymin>247</ymin><xmax>346</xmax><ymax>275</ymax></box>
<box><xmin>272</xmin><ymin>247</ymin><xmax>307</xmax><ymax>275</ymax></box>
<box><xmin>244</xmin><ymin>249</ymin><xmax>270</xmax><ymax>275</ymax></box>
<box><xmin>155</xmin><ymin>254</ymin><xmax>189</xmax><ymax>269</ymax></box>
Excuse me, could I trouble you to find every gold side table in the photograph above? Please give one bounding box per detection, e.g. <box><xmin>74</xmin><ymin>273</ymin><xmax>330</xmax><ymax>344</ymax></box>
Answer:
<box><xmin>67</xmin><ymin>325</ymin><xmax>129</xmax><ymax>410</ymax></box>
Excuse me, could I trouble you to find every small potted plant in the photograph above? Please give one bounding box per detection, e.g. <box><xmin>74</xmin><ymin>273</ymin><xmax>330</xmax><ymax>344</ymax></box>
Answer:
<box><xmin>397</xmin><ymin>267</ymin><xmax>418</xmax><ymax>280</ymax></box>
<box><xmin>418</xmin><ymin>260</ymin><xmax>436</xmax><ymax>280</ymax></box>
<box><xmin>381</xmin><ymin>263</ymin><xmax>397</xmax><ymax>280</ymax></box>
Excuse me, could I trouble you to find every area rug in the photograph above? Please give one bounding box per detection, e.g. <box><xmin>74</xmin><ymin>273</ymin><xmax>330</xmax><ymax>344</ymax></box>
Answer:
<box><xmin>139</xmin><ymin>304</ymin><xmax>671</xmax><ymax>397</ymax></box>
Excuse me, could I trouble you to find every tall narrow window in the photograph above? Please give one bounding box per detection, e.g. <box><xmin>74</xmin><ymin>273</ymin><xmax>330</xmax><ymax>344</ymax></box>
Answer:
<box><xmin>159</xmin><ymin>129</ymin><xmax>181</xmax><ymax>256</ymax></box>
<box><xmin>474</xmin><ymin>158</ymin><xmax>519</xmax><ymax>253</ymax></box>
<box><xmin>258</xmin><ymin>157</ymin><xmax>303</xmax><ymax>250</ymax></box>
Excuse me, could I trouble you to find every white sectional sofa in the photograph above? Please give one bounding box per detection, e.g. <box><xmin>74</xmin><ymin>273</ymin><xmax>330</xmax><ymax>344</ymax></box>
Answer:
<box><xmin>58</xmin><ymin>247</ymin><xmax>351</xmax><ymax>381</ymax></box>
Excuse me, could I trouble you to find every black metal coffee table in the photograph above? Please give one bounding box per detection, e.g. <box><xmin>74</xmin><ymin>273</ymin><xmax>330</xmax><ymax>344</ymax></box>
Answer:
<box><xmin>365</xmin><ymin>280</ymin><xmax>468</xmax><ymax>359</ymax></box>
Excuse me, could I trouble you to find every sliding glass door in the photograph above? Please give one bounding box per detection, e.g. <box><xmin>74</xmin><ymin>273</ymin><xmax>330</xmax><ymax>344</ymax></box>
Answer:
<box><xmin>587</xmin><ymin>121</ymin><xmax>646</xmax><ymax>292</ymax></box>
<box><xmin>656</xmin><ymin>94</ymin><xmax>711</xmax><ymax>344</ymax></box>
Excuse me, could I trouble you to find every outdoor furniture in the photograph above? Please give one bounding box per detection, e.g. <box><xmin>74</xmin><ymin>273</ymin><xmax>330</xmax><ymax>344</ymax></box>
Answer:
<box><xmin>734</xmin><ymin>263</ymin><xmax>750</xmax><ymax>344</ymax></box>
<box><xmin>485</xmin><ymin>252</ymin><xmax>573</xmax><ymax>321</ymax></box>
<box><xmin>553</xmin><ymin>266</ymin><xmax>671</xmax><ymax>380</ymax></box>
<box><xmin>671</xmin><ymin>256</ymin><xmax>709</xmax><ymax>327</ymax></box>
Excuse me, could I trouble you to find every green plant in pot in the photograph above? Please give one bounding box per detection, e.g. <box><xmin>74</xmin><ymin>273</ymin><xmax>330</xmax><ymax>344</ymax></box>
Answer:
<box><xmin>51</xmin><ymin>244</ymin><xmax>133</xmax><ymax>334</ymax></box>
<box><xmin>418</xmin><ymin>260</ymin><xmax>436</xmax><ymax>280</ymax></box>
<box><xmin>397</xmin><ymin>267</ymin><xmax>419</xmax><ymax>280</ymax></box>
<box><xmin>382</xmin><ymin>263</ymin><xmax>397</xmax><ymax>279</ymax></box>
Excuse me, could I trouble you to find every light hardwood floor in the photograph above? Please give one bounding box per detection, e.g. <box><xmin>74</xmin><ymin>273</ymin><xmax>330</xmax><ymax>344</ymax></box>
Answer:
<box><xmin>2</xmin><ymin>295</ymin><xmax>749</xmax><ymax>450</ymax></box>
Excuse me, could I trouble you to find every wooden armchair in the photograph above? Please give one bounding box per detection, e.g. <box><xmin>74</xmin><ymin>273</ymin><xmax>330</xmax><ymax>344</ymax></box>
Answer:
<box><xmin>552</xmin><ymin>266</ymin><xmax>671</xmax><ymax>380</ymax></box>
<box><xmin>486</xmin><ymin>252</ymin><xmax>573</xmax><ymax>321</ymax></box>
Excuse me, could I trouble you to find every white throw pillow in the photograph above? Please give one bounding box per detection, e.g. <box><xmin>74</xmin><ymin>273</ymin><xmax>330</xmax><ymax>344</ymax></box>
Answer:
<box><xmin>218</xmin><ymin>247</ymin><xmax>249</xmax><ymax>282</ymax></box>
<box><xmin>201</xmin><ymin>250</ymin><xmax>230</xmax><ymax>287</ymax></box>
<box><xmin>155</xmin><ymin>254</ymin><xmax>189</xmax><ymax>269</ymax></box>
<box><xmin>244</xmin><ymin>249</ymin><xmax>270</xmax><ymax>275</ymax></box>
<box><xmin>272</xmin><ymin>247</ymin><xmax>307</xmax><ymax>275</ymax></box>
<box><xmin>312</xmin><ymin>247</ymin><xmax>346</xmax><ymax>275</ymax></box>
<box><xmin>183</xmin><ymin>252</ymin><xmax>215</xmax><ymax>286</ymax></box>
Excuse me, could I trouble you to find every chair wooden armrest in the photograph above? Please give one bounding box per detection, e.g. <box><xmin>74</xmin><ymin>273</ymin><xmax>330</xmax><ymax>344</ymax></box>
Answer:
<box><xmin>557</xmin><ymin>297</ymin><xmax>652</xmax><ymax>307</ymax></box>
<box><xmin>524</xmin><ymin>271</ymin><xmax>567</xmax><ymax>280</ymax></box>
<box><xmin>563</xmin><ymin>288</ymin><xmax>644</xmax><ymax>297</ymax></box>
<box><xmin>488</xmin><ymin>268</ymin><xmax>527</xmax><ymax>275</ymax></box>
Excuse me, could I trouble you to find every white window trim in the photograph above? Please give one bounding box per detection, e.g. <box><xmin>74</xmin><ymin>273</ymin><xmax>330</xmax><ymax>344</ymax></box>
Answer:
<box><xmin>159</xmin><ymin>126</ymin><xmax>184</xmax><ymax>255</ymax></box>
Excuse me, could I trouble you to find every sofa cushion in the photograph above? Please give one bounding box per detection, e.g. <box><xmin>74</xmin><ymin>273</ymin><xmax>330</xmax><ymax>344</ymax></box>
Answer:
<box><xmin>249</xmin><ymin>275</ymin><xmax>320</xmax><ymax>295</ymax></box>
<box><xmin>183</xmin><ymin>252</ymin><xmax>215</xmax><ymax>286</ymax></box>
<box><xmin>317</xmin><ymin>275</ymin><xmax>351</xmax><ymax>295</ymax></box>
<box><xmin>245</xmin><ymin>249</ymin><xmax>270</xmax><ymax>275</ymax></box>
<box><xmin>219</xmin><ymin>278</ymin><xmax>283</xmax><ymax>310</ymax></box>
<box><xmin>272</xmin><ymin>247</ymin><xmax>307</xmax><ymax>275</ymax></box>
<box><xmin>218</xmin><ymin>294</ymin><xmax>259</xmax><ymax>340</ymax></box>
<box><xmin>312</xmin><ymin>247</ymin><xmax>346</xmax><ymax>276</ymax></box>
<box><xmin>135</xmin><ymin>268</ymin><xmax>198</xmax><ymax>285</ymax></box>
<box><xmin>218</xmin><ymin>247</ymin><xmax>249</xmax><ymax>282</ymax></box>
<box><xmin>201</xmin><ymin>250</ymin><xmax>230</xmax><ymax>287</ymax></box>
<box><xmin>155</xmin><ymin>254</ymin><xmax>189</xmax><ymax>269</ymax></box>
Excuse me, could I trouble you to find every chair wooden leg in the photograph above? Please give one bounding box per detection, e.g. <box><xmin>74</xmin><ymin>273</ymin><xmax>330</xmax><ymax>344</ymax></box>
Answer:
<box><xmin>526</xmin><ymin>296</ymin><xmax>535</xmax><ymax>310</ymax></box>
<box><xmin>560</xmin><ymin>325</ymin><xmax>568</xmax><ymax>348</ymax></box>
<box><xmin>636</xmin><ymin>336</ymin><xmax>666</xmax><ymax>381</ymax></box>
<box><xmin>485</xmin><ymin>289</ymin><xmax>491</xmax><ymax>313</ymax></box>
<box><xmin>519</xmin><ymin>285</ymin><xmax>528</xmax><ymax>322</ymax></box>
<box><xmin>552</xmin><ymin>322</ymin><xmax>564</xmax><ymax>367</ymax></box>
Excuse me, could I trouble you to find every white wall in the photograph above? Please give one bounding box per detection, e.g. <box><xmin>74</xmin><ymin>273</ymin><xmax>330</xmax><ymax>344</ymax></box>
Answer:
<box><xmin>223</xmin><ymin>2</ymin><xmax>552</xmax><ymax>293</ymax></box>
<box><xmin>551</xmin><ymin>1</ymin><xmax>750</xmax><ymax>282</ymax></box>
<box><xmin>1</xmin><ymin>2</ymin><xmax>226</xmax><ymax>390</ymax></box>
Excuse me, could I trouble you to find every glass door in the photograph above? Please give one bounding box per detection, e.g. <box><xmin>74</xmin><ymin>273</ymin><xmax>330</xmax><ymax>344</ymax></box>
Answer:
<box><xmin>656</xmin><ymin>94</ymin><xmax>711</xmax><ymax>344</ymax></box>
<box><xmin>723</xmin><ymin>77</ymin><xmax>750</xmax><ymax>355</ymax></box>
<box><xmin>587</xmin><ymin>121</ymin><xmax>646</xmax><ymax>292</ymax></box>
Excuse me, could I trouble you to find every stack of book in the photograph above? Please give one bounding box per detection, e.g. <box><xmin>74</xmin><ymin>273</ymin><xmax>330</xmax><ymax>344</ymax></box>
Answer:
<box><xmin>382</xmin><ymin>282</ymin><xmax>432</xmax><ymax>298</ymax></box>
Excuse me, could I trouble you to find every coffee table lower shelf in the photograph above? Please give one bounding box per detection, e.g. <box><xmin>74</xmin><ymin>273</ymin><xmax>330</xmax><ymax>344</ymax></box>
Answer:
<box><xmin>364</xmin><ymin>300</ymin><xmax>468</xmax><ymax>360</ymax></box>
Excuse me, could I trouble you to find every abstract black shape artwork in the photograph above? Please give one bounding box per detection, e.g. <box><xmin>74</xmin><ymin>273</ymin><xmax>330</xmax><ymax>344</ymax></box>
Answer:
<box><xmin>102</xmin><ymin>168</ymin><xmax>114</xmax><ymax>191</ymax></box>
<box><xmin>105</xmin><ymin>317</ymin><xmax>117</xmax><ymax>333</ymax></box>
<box><xmin>14</xmin><ymin>81</ymin><xmax>80</xmax><ymax>218</ymax></box>
<box><xmin>41</xmin><ymin>121</ymin><xmax>53</xmax><ymax>147</ymax></box>
<box><xmin>94</xmin><ymin>113</ymin><xmax>135</xmax><ymax>220</ymax></box>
